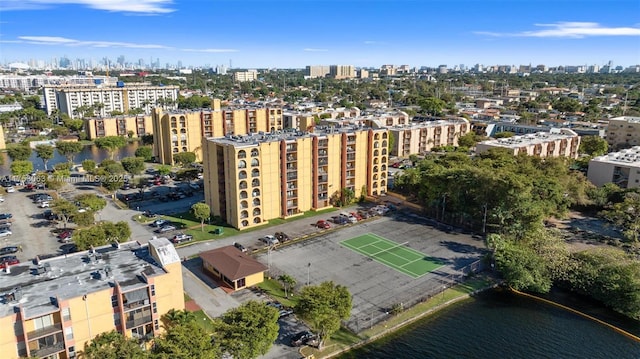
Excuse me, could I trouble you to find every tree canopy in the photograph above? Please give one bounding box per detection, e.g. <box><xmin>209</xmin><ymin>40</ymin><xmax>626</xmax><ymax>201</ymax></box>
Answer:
<box><xmin>135</xmin><ymin>146</ymin><xmax>153</xmax><ymax>161</ymax></box>
<box><xmin>579</xmin><ymin>136</ymin><xmax>608</xmax><ymax>157</ymax></box>
<box><xmin>35</xmin><ymin>144</ymin><xmax>54</xmax><ymax>170</ymax></box>
<box><xmin>94</xmin><ymin>136</ymin><xmax>127</xmax><ymax>160</ymax></box>
<box><xmin>82</xmin><ymin>331</ymin><xmax>146</xmax><ymax>359</ymax></box>
<box><xmin>121</xmin><ymin>157</ymin><xmax>145</xmax><ymax>176</ymax></box>
<box><xmin>173</xmin><ymin>152</ymin><xmax>196</xmax><ymax>167</ymax></box>
<box><xmin>191</xmin><ymin>202</ymin><xmax>210</xmax><ymax>232</ymax></box>
<box><xmin>295</xmin><ymin>281</ymin><xmax>352</xmax><ymax>348</ymax></box>
<box><xmin>57</xmin><ymin>141</ymin><xmax>84</xmax><ymax>163</ymax></box>
<box><xmin>10</xmin><ymin>160</ymin><xmax>33</xmax><ymax>177</ymax></box>
<box><xmin>214</xmin><ymin>301</ymin><xmax>280</xmax><ymax>359</ymax></box>
<box><xmin>7</xmin><ymin>145</ymin><xmax>32</xmax><ymax>161</ymax></box>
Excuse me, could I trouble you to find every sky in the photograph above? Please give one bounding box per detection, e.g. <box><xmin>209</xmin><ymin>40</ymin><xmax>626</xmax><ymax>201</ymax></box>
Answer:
<box><xmin>0</xmin><ymin>0</ymin><xmax>639</xmax><ymax>69</ymax></box>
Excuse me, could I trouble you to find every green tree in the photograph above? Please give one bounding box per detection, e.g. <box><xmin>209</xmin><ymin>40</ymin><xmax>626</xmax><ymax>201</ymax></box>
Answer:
<box><xmin>74</xmin><ymin>211</ymin><xmax>96</xmax><ymax>227</ymax></box>
<box><xmin>601</xmin><ymin>191</ymin><xmax>640</xmax><ymax>242</ymax></box>
<box><xmin>10</xmin><ymin>160</ymin><xmax>33</xmax><ymax>177</ymax></box>
<box><xmin>94</xmin><ymin>136</ymin><xmax>127</xmax><ymax>160</ymax></box>
<box><xmin>191</xmin><ymin>202</ymin><xmax>210</xmax><ymax>232</ymax></box>
<box><xmin>121</xmin><ymin>157</ymin><xmax>145</xmax><ymax>177</ymax></box>
<box><xmin>57</xmin><ymin>141</ymin><xmax>84</xmax><ymax>163</ymax></box>
<box><xmin>296</xmin><ymin>281</ymin><xmax>352</xmax><ymax>349</ymax></box>
<box><xmin>157</xmin><ymin>164</ymin><xmax>172</xmax><ymax>176</ymax></box>
<box><xmin>135</xmin><ymin>146</ymin><xmax>153</xmax><ymax>161</ymax></box>
<box><xmin>278</xmin><ymin>274</ymin><xmax>297</xmax><ymax>297</ymax></box>
<box><xmin>7</xmin><ymin>145</ymin><xmax>32</xmax><ymax>161</ymax></box>
<box><xmin>34</xmin><ymin>144</ymin><xmax>55</xmax><ymax>170</ymax></box>
<box><xmin>82</xmin><ymin>330</ymin><xmax>147</xmax><ymax>359</ymax></box>
<box><xmin>214</xmin><ymin>301</ymin><xmax>280</xmax><ymax>359</ymax></box>
<box><xmin>419</xmin><ymin>97</ymin><xmax>446</xmax><ymax>116</ymax></box>
<box><xmin>173</xmin><ymin>152</ymin><xmax>196</xmax><ymax>167</ymax></box>
<box><xmin>63</xmin><ymin>118</ymin><xmax>85</xmax><ymax>132</ymax></box>
<box><xmin>153</xmin><ymin>320</ymin><xmax>220</xmax><ymax>359</ymax></box>
<box><xmin>457</xmin><ymin>132</ymin><xmax>478</xmax><ymax>148</ymax></box>
<box><xmin>579</xmin><ymin>136</ymin><xmax>609</xmax><ymax>156</ymax></box>
<box><xmin>75</xmin><ymin>193</ymin><xmax>107</xmax><ymax>212</ymax></box>
<box><xmin>494</xmin><ymin>131</ymin><xmax>515</xmax><ymax>139</ymax></box>
<box><xmin>82</xmin><ymin>159</ymin><xmax>96</xmax><ymax>173</ymax></box>
<box><xmin>163</xmin><ymin>309</ymin><xmax>197</xmax><ymax>328</ymax></box>
<box><xmin>96</xmin><ymin>160</ymin><xmax>126</xmax><ymax>192</ymax></box>
<box><xmin>51</xmin><ymin>199</ymin><xmax>78</xmax><ymax>229</ymax></box>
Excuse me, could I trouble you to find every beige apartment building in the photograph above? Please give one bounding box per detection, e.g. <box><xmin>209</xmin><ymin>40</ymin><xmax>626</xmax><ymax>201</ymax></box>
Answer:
<box><xmin>46</xmin><ymin>84</ymin><xmax>179</xmax><ymax>118</ymax></box>
<box><xmin>0</xmin><ymin>124</ymin><xmax>6</xmax><ymax>150</ymax></box>
<box><xmin>84</xmin><ymin>114</ymin><xmax>153</xmax><ymax>139</ymax></box>
<box><xmin>605</xmin><ymin>116</ymin><xmax>640</xmax><ymax>150</ymax></box>
<box><xmin>329</xmin><ymin>65</ymin><xmax>356</xmax><ymax>79</ymax></box>
<box><xmin>389</xmin><ymin>118</ymin><xmax>470</xmax><ymax>157</ymax></box>
<box><xmin>152</xmin><ymin>101</ymin><xmax>284</xmax><ymax>164</ymax></box>
<box><xmin>0</xmin><ymin>238</ymin><xmax>184</xmax><ymax>359</ymax></box>
<box><xmin>233</xmin><ymin>70</ymin><xmax>259</xmax><ymax>82</ymax></box>
<box><xmin>588</xmin><ymin>146</ymin><xmax>640</xmax><ymax>188</ymax></box>
<box><xmin>476</xmin><ymin>128</ymin><xmax>580</xmax><ymax>158</ymax></box>
<box><xmin>202</xmin><ymin>126</ymin><xmax>389</xmax><ymax>230</ymax></box>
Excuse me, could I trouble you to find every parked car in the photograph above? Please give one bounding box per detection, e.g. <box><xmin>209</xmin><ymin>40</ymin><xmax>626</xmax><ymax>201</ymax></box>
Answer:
<box><xmin>0</xmin><ymin>213</ymin><xmax>13</xmax><ymax>220</ymax></box>
<box><xmin>6</xmin><ymin>187</ymin><xmax>15</xmax><ymax>193</ymax></box>
<box><xmin>357</xmin><ymin>210</ymin><xmax>372</xmax><ymax>219</ymax></box>
<box><xmin>150</xmin><ymin>219</ymin><xmax>168</xmax><ymax>227</ymax></box>
<box><xmin>291</xmin><ymin>331</ymin><xmax>318</xmax><ymax>347</ymax></box>
<box><xmin>59</xmin><ymin>243</ymin><xmax>78</xmax><ymax>254</ymax></box>
<box><xmin>0</xmin><ymin>246</ymin><xmax>18</xmax><ymax>255</ymax></box>
<box><xmin>57</xmin><ymin>230</ymin><xmax>73</xmax><ymax>243</ymax></box>
<box><xmin>275</xmin><ymin>231</ymin><xmax>291</xmax><ymax>242</ymax></box>
<box><xmin>0</xmin><ymin>229</ymin><xmax>12</xmax><ymax>237</ymax></box>
<box><xmin>316</xmin><ymin>220</ymin><xmax>331</xmax><ymax>229</ymax></box>
<box><xmin>260</xmin><ymin>234</ymin><xmax>279</xmax><ymax>246</ymax></box>
<box><xmin>171</xmin><ymin>233</ymin><xmax>193</xmax><ymax>244</ymax></box>
<box><xmin>43</xmin><ymin>210</ymin><xmax>56</xmax><ymax>221</ymax></box>
<box><xmin>331</xmin><ymin>215</ymin><xmax>348</xmax><ymax>225</ymax></box>
<box><xmin>279</xmin><ymin>308</ymin><xmax>294</xmax><ymax>318</ymax></box>
<box><xmin>266</xmin><ymin>301</ymin><xmax>283</xmax><ymax>310</ymax></box>
<box><xmin>340</xmin><ymin>212</ymin><xmax>358</xmax><ymax>224</ymax></box>
<box><xmin>350</xmin><ymin>212</ymin><xmax>363</xmax><ymax>221</ymax></box>
<box><xmin>142</xmin><ymin>211</ymin><xmax>157</xmax><ymax>218</ymax></box>
<box><xmin>35</xmin><ymin>195</ymin><xmax>53</xmax><ymax>203</ymax></box>
<box><xmin>155</xmin><ymin>225</ymin><xmax>176</xmax><ymax>233</ymax></box>
<box><xmin>39</xmin><ymin>201</ymin><xmax>50</xmax><ymax>208</ymax></box>
<box><xmin>233</xmin><ymin>242</ymin><xmax>247</xmax><ymax>253</ymax></box>
<box><xmin>0</xmin><ymin>255</ymin><xmax>19</xmax><ymax>269</ymax></box>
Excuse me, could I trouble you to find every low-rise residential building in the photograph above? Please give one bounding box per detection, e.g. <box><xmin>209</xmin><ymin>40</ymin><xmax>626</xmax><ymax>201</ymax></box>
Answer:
<box><xmin>0</xmin><ymin>238</ymin><xmax>184</xmax><ymax>359</ymax></box>
<box><xmin>588</xmin><ymin>146</ymin><xmax>640</xmax><ymax>188</ymax></box>
<box><xmin>200</xmin><ymin>246</ymin><xmax>268</xmax><ymax>291</ymax></box>
<box><xmin>202</xmin><ymin>126</ymin><xmax>389</xmax><ymax>230</ymax></box>
<box><xmin>475</xmin><ymin>128</ymin><xmax>580</xmax><ymax>158</ymax></box>
<box><xmin>84</xmin><ymin>114</ymin><xmax>153</xmax><ymax>139</ymax></box>
<box><xmin>388</xmin><ymin>118</ymin><xmax>470</xmax><ymax>157</ymax></box>
<box><xmin>605</xmin><ymin>116</ymin><xmax>640</xmax><ymax>150</ymax></box>
<box><xmin>152</xmin><ymin>100</ymin><xmax>284</xmax><ymax>164</ymax></box>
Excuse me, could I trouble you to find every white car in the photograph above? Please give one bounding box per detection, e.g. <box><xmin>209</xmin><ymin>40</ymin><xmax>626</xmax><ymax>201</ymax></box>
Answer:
<box><xmin>5</xmin><ymin>187</ymin><xmax>15</xmax><ymax>193</ymax></box>
<box><xmin>0</xmin><ymin>230</ymin><xmax>12</xmax><ymax>237</ymax></box>
<box><xmin>0</xmin><ymin>197</ymin><xmax>4</xmax><ymax>202</ymax></box>
<box><xmin>39</xmin><ymin>201</ymin><xmax>50</xmax><ymax>208</ymax></box>
<box><xmin>260</xmin><ymin>235</ymin><xmax>279</xmax><ymax>246</ymax></box>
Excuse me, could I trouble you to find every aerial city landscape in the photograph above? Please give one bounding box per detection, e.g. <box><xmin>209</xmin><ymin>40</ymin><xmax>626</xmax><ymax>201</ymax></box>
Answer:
<box><xmin>0</xmin><ymin>0</ymin><xmax>639</xmax><ymax>358</ymax></box>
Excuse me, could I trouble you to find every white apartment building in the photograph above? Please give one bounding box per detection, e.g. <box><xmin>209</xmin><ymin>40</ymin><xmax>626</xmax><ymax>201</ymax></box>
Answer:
<box><xmin>48</xmin><ymin>84</ymin><xmax>179</xmax><ymax>118</ymax></box>
<box><xmin>605</xmin><ymin>116</ymin><xmax>640</xmax><ymax>150</ymax></box>
<box><xmin>476</xmin><ymin>128</ymin><xmax>580</xmax><ymax>158</ymax></box>
<box><xmin>233</xmin><ymin>70</ymin><xmax>259</xmax><ymax>82</ymax></box>
<box><xmin>0</xmin><ymin>74</ymin><xmax>117</xmax><ymax>92</ymax></box>
<box><xmin>588</xmin><ymin>146</ymin><xmax>640</xmax><ymax>188</ymax></box>
<box><xmin>389</xmin><ymin>118</ymin><xmax>470</xmax><ymax>157</ymax></box>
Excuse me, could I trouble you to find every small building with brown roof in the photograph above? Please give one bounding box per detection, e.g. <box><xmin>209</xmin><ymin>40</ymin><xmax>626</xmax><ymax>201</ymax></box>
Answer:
<box><xmin>200</xmin><ymin>246</ymin><xmax>267</xmax><ymax>290</ymax></box>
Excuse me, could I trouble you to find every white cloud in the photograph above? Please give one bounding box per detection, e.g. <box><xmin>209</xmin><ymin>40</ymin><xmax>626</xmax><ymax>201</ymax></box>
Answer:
<box><xmin>0</xmin><ymin>0</ymin><xmax>174</xmax><ymax>14</ymax></box>
<box><xmin>364</xmin><ymin>40</ymin><xmax>386</xmax><ymax>45</ymax></box>
<box><xmin>304</xmin><ymin>48</ymin><xmax>328</xmax><ymax>52</ymax></box>
<box><xmin>17</xmin><ymin>36</ymin><xmax>171</xmax><ymax>48</ymax></box>
<box><xmin>475</xmin><ymin>22</ymin><xmax>640</xmax><ymax>38</ymax></box>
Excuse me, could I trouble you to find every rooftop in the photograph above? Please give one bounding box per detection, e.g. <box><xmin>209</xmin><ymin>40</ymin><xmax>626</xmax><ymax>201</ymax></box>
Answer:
<box><xmin>0</xmin><ymin>239</ymin><xmax>178</xmax><ymax>319</ymax></box>
<box><xmin>208</xmin><ymin>124</ymin><xmax>384</xmax><ymax>146</ymax></box>
<box><xmin>389</xmin><ymin>118</ymin><xmax>469</xmax><ymax>130</ymax></box>
<box><xmin>479</xmin><ymin>128</ymin><xmax>578</xmax><ymax>148</ymax></box>
<box><xmin>200</xmin><ymin>246</ymin><xmax>267</xmax><ymax>281</ymax></box>
<box><xmin>592</xmin><ymin>146</ymin><xmax>640</xmax><ymax>165</ymax></box>
<box><xmin>609</xmin><ymin>116</ymin><xmax>640</xmax><ymax>123</ymax></box>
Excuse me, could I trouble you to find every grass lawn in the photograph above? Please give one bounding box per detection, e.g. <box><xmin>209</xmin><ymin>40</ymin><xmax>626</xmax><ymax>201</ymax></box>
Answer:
<box><xmin>192</xmin><ymin>309</ymin><xmax>217</xmax><ymax>334</ymax></box>
<box><xmin>300</xmin><ymin>327</ymin><xmax>362</xmax><ymax>358</ymax></box>
<box><xmin>256</xmin><ymin>278</ymin><xmax>299</xmax><ymax>308</ymax></box>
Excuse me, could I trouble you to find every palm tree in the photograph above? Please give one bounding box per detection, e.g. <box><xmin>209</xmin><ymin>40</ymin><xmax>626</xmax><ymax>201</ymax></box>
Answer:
<box><xmin>278</xmin><ymin>274</ymin><xmax>297</xmax><ymax>298</ymax></box>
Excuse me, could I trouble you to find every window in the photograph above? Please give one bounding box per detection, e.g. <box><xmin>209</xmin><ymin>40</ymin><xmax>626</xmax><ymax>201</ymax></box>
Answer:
<box><xmin>62</xmin><ymin>307</ymin><xmax>71</xmax><ymax>321</ymax></box>
<box><xmin>68</xmin><ymin>346</ymin><xmax>76</xmax><ymax>358</ymax></box>
<box><xmin>155</xmin><ymin>319</ymin><xmax>159</xmax><ymax>330</ymax></box>
<box><xmin>65</xmin><ymin>326</ymin><xmax>74</xmax><ymax>340</ymax></box>
<box><xmin>150</xmin><ymin>285</ymin><xmax>155</xmax><ymax>296</ymax></box>
<box><xmin>152</xmin><ymin>302</ymin><xmax>157</xmax><ymax>314</ymax></box>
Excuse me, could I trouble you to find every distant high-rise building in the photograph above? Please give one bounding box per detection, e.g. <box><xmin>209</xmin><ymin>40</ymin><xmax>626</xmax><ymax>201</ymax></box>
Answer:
<box><xmin>216</xmin><ymin>64</ymin><xmax>227</xmax><ymax>75</ymax></box>
<box><xmin>329</xmin><ymin>65</ymin><xmax>355</xmax><ymax>79</ymax></box>
<box><xmin>117</xmin><ymin>55</ymin><xmax>125</xmax><ymax>67</ymax></box>
<box><xmin>438</xmin><ymin>65</ymin><xmax>448</xmax><ymax>74</ymax></box>
<box><xmin>305</xmin><ymin>65</ymin><xmax>331</xmax><ymax>78</ymax></box>
<box><xmin>233</xmin><ymin>70</ymin><xmax>259</xmax><ymax>82</ymax></box>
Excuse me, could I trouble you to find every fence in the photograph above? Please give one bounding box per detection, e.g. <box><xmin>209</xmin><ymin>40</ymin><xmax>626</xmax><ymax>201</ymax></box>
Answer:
<box><xmin>344</xmin><ymin>259</ymin><xmax>486</xmax><ymax>334</ymax></box>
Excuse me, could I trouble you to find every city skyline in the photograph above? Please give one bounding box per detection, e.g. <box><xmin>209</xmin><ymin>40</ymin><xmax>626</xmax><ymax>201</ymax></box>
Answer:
<box><xmin>0</xmin><ymin>0</ymin><xmax>639</xmax><ymax>68</ymax></box>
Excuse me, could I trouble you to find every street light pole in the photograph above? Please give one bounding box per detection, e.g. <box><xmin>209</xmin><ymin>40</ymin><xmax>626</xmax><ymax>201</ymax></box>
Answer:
<box><xmin>307</xmin><ymin>262</ymin><xmax>311</xmax><ymax>286</ymax></box>
<box><xmin>482</xmin><ymin>203</ymin><xmax>488</xmax><ymax>234</ymax></box>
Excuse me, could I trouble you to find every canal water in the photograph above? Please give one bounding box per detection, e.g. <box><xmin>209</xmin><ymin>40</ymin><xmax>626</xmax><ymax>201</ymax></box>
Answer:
<box><xmin>0</xmin><ymin>142</ymin><xmax>141</xmax><ymax>176</ymax></box>
<box><xmin>340</xmin><ymin>289</ymin><xmax>640</xmax><ymax>359</ymax></box>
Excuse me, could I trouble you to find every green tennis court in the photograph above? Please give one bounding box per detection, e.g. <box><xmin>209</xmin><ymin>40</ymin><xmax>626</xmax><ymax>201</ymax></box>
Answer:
<box><xmin>340</xmin><ymin>233</ymin><xmax>445</xmax><ymax>278</ymax></box>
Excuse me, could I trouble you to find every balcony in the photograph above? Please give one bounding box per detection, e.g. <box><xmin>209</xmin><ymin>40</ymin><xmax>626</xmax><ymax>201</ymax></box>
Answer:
<box><xmin>30</xmin><ymin>341</ymin><xmax>65</xmax><ymax>358</ymax></box>
<box><xmin>318</xmin><ymin>159</ymin><xmax>328</xmax><ymax>166</ymax></box>
<box><xmin>286</xmin><ymin>173</ymin><xmax>298</xmax><ymax>181</ymax></box>
<box><xmin>27</xmin><ymin>323</ymin><xmax>62</xmax><ymax>340</ymax></box>
<box><xmin>126</xmin><ymin>315</ymin><xmax>153</xmax><ymax>329</ymax></box>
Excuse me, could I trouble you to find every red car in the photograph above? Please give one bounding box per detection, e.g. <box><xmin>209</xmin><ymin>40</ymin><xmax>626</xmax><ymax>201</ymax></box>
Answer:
<box><xmin>350</xmin><ymin>212</ymin><xmax>362</xmax><ymax>221</ymax></box>
<box><xmin>316</xmin><ymin>220</ymin><xmax>331</xmax><ymax>229</ymax></box>
<box><xmin>0</xmin><ymin>255</ymin><xmax>19</xmax><ymax>269</ymax></box>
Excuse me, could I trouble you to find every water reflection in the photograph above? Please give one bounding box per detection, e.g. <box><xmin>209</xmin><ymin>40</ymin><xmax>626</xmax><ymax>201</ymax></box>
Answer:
<box><xmin>0</xmin><ymin>142</ymin><xmax>141</xmax><ymax>176</ymax></box>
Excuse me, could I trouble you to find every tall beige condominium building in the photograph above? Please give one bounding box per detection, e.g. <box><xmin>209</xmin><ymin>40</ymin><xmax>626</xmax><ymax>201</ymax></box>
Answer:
<box><xmin>202</xmin><ymin>126</ymin><xmax>389</xmax><ymax>230</ymax></box>
<box><xmin>588</xmin><ymin>146</ymin><xmax>640</xmax><ymax>188</ymax></box>
<box><xmin>233</xmin><ymin>70</ymin><xmax>259</xmax><ymax>82</ymax></box>
<box><xmin>0</xmin><ymin>124</ymin><xmax>6</xmax><ymax>150</ymax></box>
<box><xmin>0</xmin><ymin>238</ymin><xmax>184</xmax><ymax>359</ymax></box>
<box><xmin>84</xmin><ymin>114</ymin><xmax>153</xmax><ymax>139</ymax></box>
<box><xmin>46</xmin><ymin>84</ymin><xmax>179</xmax><ymax>118</ymax></box>
<box><xmin>605</xmin><ymin>116</ymin><xmax>640</xmax><ymax>150</ymax></box>
<box><xmin>152</xmin><ymin>100</ymin><xmax>284</xmax><ymax>164</ymax></box>
<box><xmin>476</xmin><ymin>128</ymin><xmax>580</xmax><ymax>158</ymax></box>
<box><xmin>389</xmin><ymin>118</ymin><xmax>470</xmax><ymax>157</ymax></box>
<box><xmin>305</xmin><ymin>66</ymin><xmax>331</xmax><ymax>78</ymax></box>
<box><xmin>329</xmin><ymin>65</ymin><xmax>356</xmax><ymax>79</ymax></box>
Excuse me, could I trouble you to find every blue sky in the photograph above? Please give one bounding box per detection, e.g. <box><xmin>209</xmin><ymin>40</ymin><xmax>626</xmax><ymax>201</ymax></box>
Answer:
<box><xmin>0</xmin><ymin>0</ymin><xmax>639</xmax><ymax>69</ymax></box>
